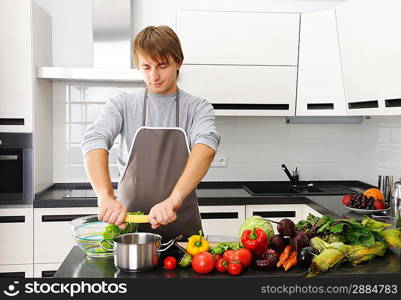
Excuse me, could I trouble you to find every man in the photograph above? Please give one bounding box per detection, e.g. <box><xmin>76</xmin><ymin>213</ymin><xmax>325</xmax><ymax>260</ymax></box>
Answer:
<box><xmin>81</xmin><ymin>26</ymin><xmax>220</xmax><ymax>240</ymax></box>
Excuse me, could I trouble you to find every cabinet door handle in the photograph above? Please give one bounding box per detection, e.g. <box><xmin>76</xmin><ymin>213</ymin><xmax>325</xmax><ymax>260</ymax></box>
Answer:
<box><xmin>212</xmin><ymin>103</ymin><xmax>290</xmax><ymax>110</ymax></box>
<box><xmin>252</xmin><ymin>211</ymin><xmax>296</xmax><ymax>218</ymax></box>
<box><xmin>0</xmin><ymin>216</ymin><xmax>25</xmax><ymax>223</ymax></box>
<box><xmin>348</xmin><ymin>100</ymin><xmax>378</xmax><ymax>109</ymax></box>
<box><xmin>385</xmin><ymin>98</ymin><xmax>401</xmax><ymax>107</ymax></box>
<box><xmin>42</xmin><ymin>214</ymin><xmax>90</xmax><ymax>222</ymax></box>
<box><xmin>0</xmin><ymin>272</ymin><xmax>26</xmax><ymax>278</ymax></box>
<box><xmin>41</xmin><ymin>270</ymin><xmax>57</xmax><ymax>277</ymax></box>
<box><xmin>0</xmin><ymin>118</ymin><xmax>24</xmax><ymax>125</ymax></box>
<box><xmin>200</xmin><ymin>212</ymin><xmax>238</xmax><ymax>219</ymax></box>
<box><xmin>0</xmin><ymin>155</ymin><xmax>19</xmax><ymax>160</ymax></box>
<box><xmin>307</xmin><ymin>103</ymin><xmax>334</xmax><ymax>110</ymax></box>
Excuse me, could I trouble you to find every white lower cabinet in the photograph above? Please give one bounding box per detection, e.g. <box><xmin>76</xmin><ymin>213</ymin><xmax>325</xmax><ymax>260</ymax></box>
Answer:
<box><xmin>245</xmin><ymin>204</ymin><xmax>303</xmax><ymax>234</ymax></box>
<box><xmin>199</xmin><ymin>205</ymin><xmax>245</xmax><ymax>238</ymax></box>
<box><xmin>0</xmin><ymin>264</ymin><xmax>33</xmax><ymax>278</ymax></box>
<box><xmin>0</xmin><ymin>207</ymin><xmax>33</xmax><ymax>265</ymax></box>
<box><xmin>34</xmin><ymin>263</ymin><xmax>61</xmax><ymax>278</ymax></box>
<box><xmin>34</xmin><ymin>207</ymin><xmax>98</xmax><ymax>264</ymax></box>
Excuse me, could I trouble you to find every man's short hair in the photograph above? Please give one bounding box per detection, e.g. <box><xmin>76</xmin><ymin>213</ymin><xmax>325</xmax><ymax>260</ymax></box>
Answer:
<box><xmin>132</xmin><ymin>25</ymin><xmax>184</xmax><ymax>76</ymax></box>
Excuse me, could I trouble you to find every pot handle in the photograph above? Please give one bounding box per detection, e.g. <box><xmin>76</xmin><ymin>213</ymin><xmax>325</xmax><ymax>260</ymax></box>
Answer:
<box><xmin>99</xmin><ymin>239</ymin><xmax>115</xmax><ymax>252</ymax></box>
<box><xmin>157</xmin><ymin>234</ymin><xmax>183</xmax><ymax>253</ymax></box>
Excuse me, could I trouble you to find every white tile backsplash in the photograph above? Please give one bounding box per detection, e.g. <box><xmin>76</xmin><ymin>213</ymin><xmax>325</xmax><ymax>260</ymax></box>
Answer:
<box><xmin>53</xmin><ymin>103</ymin><xmax>69</xmax><ymax>123</ymax></box>
<box><xmin>53</xmin><ymin>124</ymin><xmax>69</xmax><ymax>143</ymax></box>
<box><xmin>54</xmin><ymin>164</ymin><xmax>70</xmax><ymax>182</ymax></box>
<box><xmin>292</xmin><ymin>143</ymin><xmax>362</xmax><ymax>163</ymax></box>
<box><xmin>53</xmin><ymin>82</ymin><xmax>401</xmax><ymax>185</ymax></box>
<box><xmin>69</xmin><ymin>145</ymin><xmax>84</xmax><ymax>165</ymax></box>
<box><xmin>70</xmin><ymin>104</ymin><xmax>86</xmax><ymax>123</ymax></box>
<box><xmin>70</xmin><ymin>124</ymin><xmax>86</xmax><ymax>144</ymax></box>
<box><xmin>219</xmin><ymin>143</ymin><xmax>292</xmax><ymax>164</ymax></box>
<box><xmin>70</xmin><ymin>165</ymin><xmax>89</xmax><ymax>181</ymax></box>
<box><xmin>54</xmin><ymin>143</ymin><xmax>69</xmax><ymax>164</ymax></box>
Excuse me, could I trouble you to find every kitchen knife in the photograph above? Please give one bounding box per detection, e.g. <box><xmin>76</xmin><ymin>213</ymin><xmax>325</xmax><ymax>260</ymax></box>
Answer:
<box><xmin>124</xmin><ymin>214</ymin><xmax>149</xmax><ymax>223</ymax></box>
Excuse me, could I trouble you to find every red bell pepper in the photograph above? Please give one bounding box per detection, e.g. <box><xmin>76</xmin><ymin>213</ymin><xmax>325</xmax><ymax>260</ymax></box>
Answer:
<box><xmin>241</xmin><ymin>227</ymin><xmax>268</xmax><ymax>256</ymax></box>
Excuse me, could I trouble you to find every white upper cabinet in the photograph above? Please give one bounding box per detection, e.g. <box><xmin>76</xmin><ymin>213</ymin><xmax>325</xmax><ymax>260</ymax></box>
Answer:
<box><xmin>0</xmin><ymin>0</ymin><xmax>33</xmax><ymax>132</ymax></box>
<box><xmin>177</xmin><ymin>11</ymin><xmax>300</xmax><ymax>66</ymax></box>
<box><xmin>0</xmin><ymin>0</ymin><xmax>51</xmax><ymax>132</ymax></box>
<box><xmin>336</xmin><ymin>0</ymin><xmax>401</xmax><ymax>115</ymax></box>
<box><xmin>296</xmin><ymin>9</ymin><xmax>346</xmax><ymax>116</ymax></box>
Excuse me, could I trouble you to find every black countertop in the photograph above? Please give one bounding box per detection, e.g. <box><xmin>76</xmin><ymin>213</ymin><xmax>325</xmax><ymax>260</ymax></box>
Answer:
<box><xmin>34</xmin><ymin>180</ymin><xmax>372</xmax><ymax>209</ymax></box>
<box><xmin>52</xmin><ymin>180</ymin><xmax>401</xmax><ymax>279</ymax></box>
<box><xmin>55</xmin><ymin>246</ymin><xmax>401</xmax><ymax>278</ymax></box>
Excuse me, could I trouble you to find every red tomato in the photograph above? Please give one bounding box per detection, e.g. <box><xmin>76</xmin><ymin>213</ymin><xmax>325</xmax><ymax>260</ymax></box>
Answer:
<box><xmin>216</xmin><ymin>258</ymin><xmax>228</xmax><ymax>272</ymax></box>
<box><xmin>163</xmin><ymin>256</ymin><xmax>177</xmax><ymax>270</ymax></box>
<box><xmin>234</xmin><ymin>248</ymin><xmax>253</xmax><ymax>268</ymax></box>
<box><xmin>227</xmin><ymin>261</ymin><xmax>242</xmax><ymax>276</ymax></box>
<box><xmin>214</xmin><ymin>254</ymin><xmax>223</xmax><ymax>261</ymax></box>
<box><xmin>192</xmin><ymin>252</ymin><xmax>216</xmax><ymax>274</ymax></box>
<box><xmin>223</xmin><ymin>250</ymin><xmax>236</xmax><ymax>262</ymax></box>
<box><xmin>342</xmin><ymin>194</ymin><xmax>352</xmax><ymax>207</ymax></box>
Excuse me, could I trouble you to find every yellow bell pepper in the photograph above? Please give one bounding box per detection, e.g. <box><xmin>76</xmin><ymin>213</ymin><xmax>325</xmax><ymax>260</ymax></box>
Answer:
<box><xmin>186</xmin><ymin>230</ymin><xmax>209</xmax><ymax>256</ymax></box>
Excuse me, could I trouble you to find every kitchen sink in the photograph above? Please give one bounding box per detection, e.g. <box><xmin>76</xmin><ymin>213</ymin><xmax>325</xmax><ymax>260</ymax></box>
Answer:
<box><xmin>243</xmin><ymin>182</ymin><xmax>321</xmax><ymax>195</ymax></box>
<box><xmin>242</xmin><ymin>182</ymin><xmax>357</xmax><ymax>196</ymax></box>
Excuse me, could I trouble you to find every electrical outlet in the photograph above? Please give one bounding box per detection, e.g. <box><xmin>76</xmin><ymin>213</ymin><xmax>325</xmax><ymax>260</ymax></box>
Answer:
<box><xmin>211</xmin><ymin>154</ymin><xmax>228</xmax><ymax>168</ymax></box>
<box><xmin>217</xmin><ymin>154</ymin><xmax>227</xmax><ymax>167</ymax></box>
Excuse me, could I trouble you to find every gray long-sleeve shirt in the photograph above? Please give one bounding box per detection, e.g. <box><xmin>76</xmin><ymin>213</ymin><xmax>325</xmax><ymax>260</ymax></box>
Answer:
<box><xmin>80</xmin><ymin>88</ymin><xmax>221</xmax><ymax>177</ymax></box>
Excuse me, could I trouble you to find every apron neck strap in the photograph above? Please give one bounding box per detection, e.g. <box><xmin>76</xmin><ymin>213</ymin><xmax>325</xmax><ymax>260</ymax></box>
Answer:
<box><xmin>143</xmin><ymin>88</ymin><xmax>180</xmax><ymax>127</ymax></box>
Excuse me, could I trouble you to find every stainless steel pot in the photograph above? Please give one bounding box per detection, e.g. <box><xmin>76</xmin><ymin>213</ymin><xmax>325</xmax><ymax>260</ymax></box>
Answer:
<box><xmin>101</xmin><ymin>232</ymin><xmax>179</xmax><ymax>272</ymax></box>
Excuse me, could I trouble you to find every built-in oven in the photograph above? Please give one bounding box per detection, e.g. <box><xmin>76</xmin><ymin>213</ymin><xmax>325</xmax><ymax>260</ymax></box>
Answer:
<box><xmin>0</xmin><ymin>133</ymin><xmax>33</xmax><ymax>204</ymax></box>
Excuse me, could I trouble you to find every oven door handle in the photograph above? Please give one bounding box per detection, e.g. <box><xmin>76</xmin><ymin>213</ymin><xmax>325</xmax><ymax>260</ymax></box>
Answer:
<box><xmin>0</xmin><ymin>155</ymin><xmax>19</xmax><ymax>160</ymax></box>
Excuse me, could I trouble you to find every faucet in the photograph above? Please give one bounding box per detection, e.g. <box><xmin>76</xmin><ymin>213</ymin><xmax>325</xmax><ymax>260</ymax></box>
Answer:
<box><xmin>281</xmin><ymin>164</ymin><xmax>299</xmax><ymax>186</ymax></box>
<box><xmin>392</xmin><ymin>178</ymin><xmax>401</xmax><ymax>219</ymax></box>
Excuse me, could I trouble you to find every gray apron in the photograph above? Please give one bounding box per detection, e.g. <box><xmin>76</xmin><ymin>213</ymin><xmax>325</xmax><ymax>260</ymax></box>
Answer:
<box><xmin>117</xmin><ymin>88</ymin><xmax>202</xmax><ymax>241</ymax></box>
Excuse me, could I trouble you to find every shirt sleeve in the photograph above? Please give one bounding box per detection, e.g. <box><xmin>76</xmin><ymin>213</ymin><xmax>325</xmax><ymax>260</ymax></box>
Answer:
<box><xmin>80</xmin><ymin>95</ymin><xmax>124</xmax><ymax>156</ymax></box>
<box><xmin>189</xmin><ymin>98</ymin><xmax>221</xmax><ymax>151</ymax></box>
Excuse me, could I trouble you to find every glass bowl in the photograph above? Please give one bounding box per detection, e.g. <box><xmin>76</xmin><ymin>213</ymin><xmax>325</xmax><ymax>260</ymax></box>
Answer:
<box><xmin>70</xmin><ymin>215</ymin><xmax>114</xmax><ymax>258</ymax></box>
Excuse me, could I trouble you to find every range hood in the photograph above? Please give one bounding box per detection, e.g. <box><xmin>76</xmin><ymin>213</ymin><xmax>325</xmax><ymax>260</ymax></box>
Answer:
<box><xmin>37</xmin><ymin>0</ymin><xmax>143</xmax><ymax>82</ymax></box>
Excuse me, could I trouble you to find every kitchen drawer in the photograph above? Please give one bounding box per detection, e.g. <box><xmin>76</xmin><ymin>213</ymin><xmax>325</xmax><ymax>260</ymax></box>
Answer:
<box><xmin>245</xmin><ymin>204</ymin><xmax>303</xmax><ymax>233</ymax></box>
<box><xmin>302</xmin><ymin>204</ymin><xmax>323</xmax><ymax>219</ymax></box>
<box><xmin>34</xmin><ymin>263</ymin><xmax>61</xmax><ymax>278</ymax></box>
<box><xmin>179</xmin><ymin>65</ymin><xmax>297</xmax><ymax>116</ymax></box>
<box><xmin>0</xmin><ymin>207</ymin><xmax>33</xmax><ymax>265</ymax></box>
<box><xmin>199</xmin><ymin>205</ymin><xmax>245</xmax><ymax>238</ymax></box>
<box><xmin>34</xmin><ymin>207</ymin><xmax>98</xmax><ymax>264</ymax></box>
<box><xmin>0</xmin><ymin>264</ymin><xmax>33</xmax><ymax>278</ymax></box>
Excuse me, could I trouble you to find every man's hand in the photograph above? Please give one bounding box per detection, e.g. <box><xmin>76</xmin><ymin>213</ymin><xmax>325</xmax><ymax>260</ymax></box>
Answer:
<box><xmin>148</xmin><ymin>194</ymin><xmax>183</xmax><ymax>229</ymax></box>
<box><xmin>98</xmin><ymin>195</ymin><xmax>127</xmax><ymax>230</ymax></box>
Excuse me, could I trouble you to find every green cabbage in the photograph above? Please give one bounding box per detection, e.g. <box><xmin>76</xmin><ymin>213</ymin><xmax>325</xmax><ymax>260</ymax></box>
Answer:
<box><xmin>239</xmin><ymin>216</ymin><xmax>274</xmax><ymax>242</ymax></box>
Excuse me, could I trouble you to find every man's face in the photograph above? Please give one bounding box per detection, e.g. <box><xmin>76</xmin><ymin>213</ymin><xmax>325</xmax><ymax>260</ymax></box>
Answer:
<box><xmin>137</xmin><ymin>54</ymin><xmax>181</xmax><ymax>95</ymax></box>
